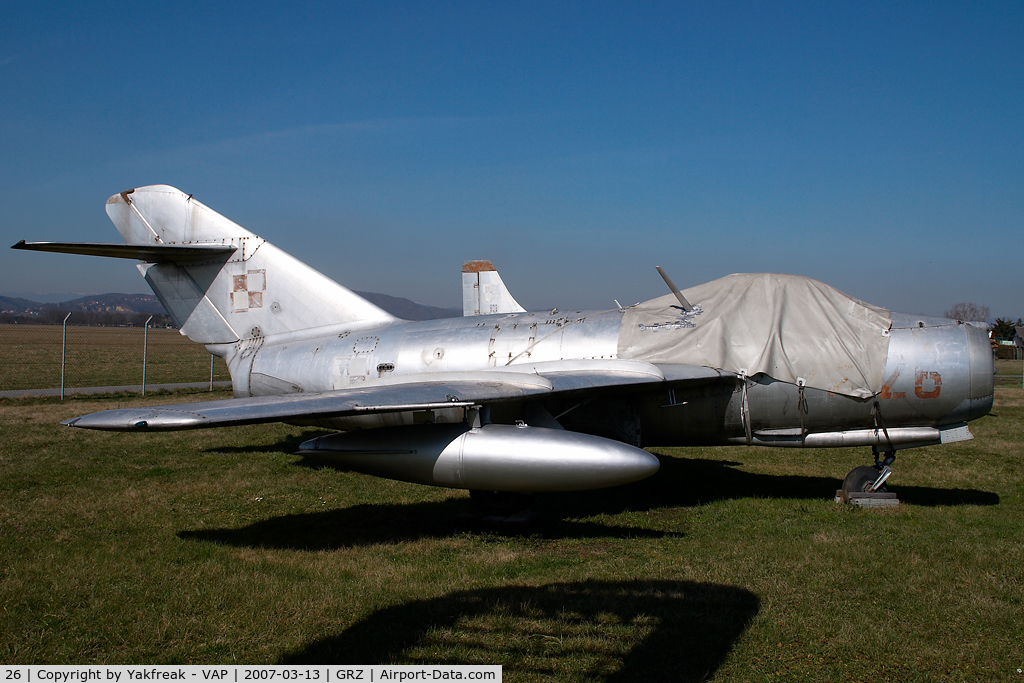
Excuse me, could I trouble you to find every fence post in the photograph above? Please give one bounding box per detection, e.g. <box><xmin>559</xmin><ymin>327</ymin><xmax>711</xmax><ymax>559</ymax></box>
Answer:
<box><xmin>210</xmin><ymin>353</ymin><xmax>214</xmax><ymax>391</ymax></box>
<box><xmin>60</xmin><ymin>312</ymin><xmax>72</xmax><ymax>400</ymax></box>
<box><xmin>142</xmin><ymin>315</ymin><xmax>153</xmax><ymax>396</ymax></box>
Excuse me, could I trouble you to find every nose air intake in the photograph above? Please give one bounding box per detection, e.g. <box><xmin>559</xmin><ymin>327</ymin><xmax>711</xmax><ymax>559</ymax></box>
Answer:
<box><xmin>966</xmin><ymin>323</ymin><xmax>994</xmax><ymax>418</ymax></box>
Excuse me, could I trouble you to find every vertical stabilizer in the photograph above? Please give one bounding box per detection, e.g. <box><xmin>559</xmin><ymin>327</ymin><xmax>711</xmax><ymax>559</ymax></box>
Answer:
<box><xmin>462</xmin><ymin>260</ymin><xmax>526</xmax><ymax>316</ymax></box>
<box><xmin>106</xmin><ymin>186</ymin><xmax>397</xmax><ymax>344</ymax></box>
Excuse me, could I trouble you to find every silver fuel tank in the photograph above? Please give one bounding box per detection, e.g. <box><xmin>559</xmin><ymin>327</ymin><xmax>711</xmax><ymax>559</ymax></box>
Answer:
<box><xmin>299</xmin><ymin>422</ymin><xmax>660</xmax><ymax>492</ymax></box>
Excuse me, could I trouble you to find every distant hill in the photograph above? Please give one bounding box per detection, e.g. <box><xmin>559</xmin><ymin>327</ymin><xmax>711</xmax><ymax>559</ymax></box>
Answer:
<box><xmin>3</xmin><ymin>292</ymin><xmax>101</xmax><ymax>304</ymax></box>
<box><xmin>354</xmin><ymin>291</ymin><xmax>460</xmax><ymax>321</ymax></box>
<box><xmin>0</xmin><ymin>293</ymin><xmax>165</xmax><ymax>315</ymax></box>
<box><xmin>0</xmin><ymin>293</ymin><xmax>174</xmax><ymax>326</ymax></box>
<box><xmin>1</xmin><ymin>291</ymin><xmax>461</xmax><ymax>324</ymax></box>
<box><xmin>0</xmin><ymin>295</ymin><xmax>42</xmax><ymax>313</ymax></box>
<box><xmin>58</xmin><ymin>293</ymin><xmax>167</xmax><ymax>315</ymax></box>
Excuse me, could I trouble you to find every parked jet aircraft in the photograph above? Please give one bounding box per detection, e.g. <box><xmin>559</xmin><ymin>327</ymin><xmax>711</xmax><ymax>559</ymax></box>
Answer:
<box><xmin>14</xmin><ymin>185</ymin><xmax>994</xmax><ymax>513</ymax></box>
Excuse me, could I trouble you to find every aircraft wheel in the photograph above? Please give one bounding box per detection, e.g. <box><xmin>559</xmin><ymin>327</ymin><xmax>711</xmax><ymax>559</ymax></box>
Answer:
<box><xmin>469</xmin><ymin>490</ymin><xmax>534</xmax><ymax>517</ymax></box>
<box><xmin>842</xmin><ymin>465</ymin><xmax>884</xmax><ymax>499</ymax></box>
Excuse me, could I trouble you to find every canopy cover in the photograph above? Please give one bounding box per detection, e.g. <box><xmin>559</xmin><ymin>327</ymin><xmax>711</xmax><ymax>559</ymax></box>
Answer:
<box><xmin>618</xmin><ymin>273</ymin><xmax>891</xmax><ymax>399</ymax></box>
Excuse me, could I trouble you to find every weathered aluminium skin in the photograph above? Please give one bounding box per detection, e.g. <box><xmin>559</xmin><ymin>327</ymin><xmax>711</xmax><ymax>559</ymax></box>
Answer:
<box><xmin>221</xmin><ymin>305</ymin><xmax>993</xmax><ymax>451</ymax></box>
<box><xmin>15</xmin><ymin>185</ymin><xmax>995</xmax><ymax>497</ymax></box>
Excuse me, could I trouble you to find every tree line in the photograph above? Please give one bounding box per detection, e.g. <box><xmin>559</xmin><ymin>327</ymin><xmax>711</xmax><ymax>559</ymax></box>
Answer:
<box><xmin>0</xmin><ymin>309</ymin><xmax>175</xmax><ymax>327</ymax></box>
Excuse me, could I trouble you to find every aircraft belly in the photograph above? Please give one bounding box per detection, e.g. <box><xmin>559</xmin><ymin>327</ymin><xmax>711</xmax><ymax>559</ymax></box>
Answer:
<box><xmin>638</xmin><ymin>382</ymin><xmax>740</xmax><ymax>446</ymax></box>
<box><xmin>639</xmin><ymin>375</ymin><xmax>940</xmax><ymax>448</ymax></box>
<box><xmin>639</xmin><ymin>320</ymin><xmax>989</xmax><ymax>447</ymax></box>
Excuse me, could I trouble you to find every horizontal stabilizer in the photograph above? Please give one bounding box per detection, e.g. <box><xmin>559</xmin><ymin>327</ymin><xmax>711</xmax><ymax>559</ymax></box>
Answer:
<box><xmin>12</xmin><ymin>240</ymin><xmax>237</xmax><ymax>263</ymax></box>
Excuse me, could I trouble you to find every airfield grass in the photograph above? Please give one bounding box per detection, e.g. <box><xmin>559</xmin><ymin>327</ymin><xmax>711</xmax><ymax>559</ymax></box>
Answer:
<box><xmin>0</xmin><ymin>325</ymin><xmax>231</xmax><ymax>391</ymax></box>
<box><xmin>1</xmin><ymin>389</ymin><xmax>1022</xmax><ymax>681</ymax></box>
<box><xmin>995</xmin><ymin>358</ymin><xmax>1023</xmax><ymax>387</ymax></box>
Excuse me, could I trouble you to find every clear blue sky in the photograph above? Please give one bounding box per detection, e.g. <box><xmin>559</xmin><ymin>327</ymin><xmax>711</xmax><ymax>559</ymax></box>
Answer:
<box><xmin>1</xmin><ymin>1</ymin><xmax>1020</xmax><ymax>318</ymax></box>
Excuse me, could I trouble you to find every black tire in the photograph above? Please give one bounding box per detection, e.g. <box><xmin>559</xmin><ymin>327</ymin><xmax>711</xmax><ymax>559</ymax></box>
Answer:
<box><xmin>842</xmin><ymin>465</ymin><xmax>883</xmax><ymax>499</ymax></box>
<box><xmin>469</xmin><ymin>490</ymin><xmax>534</xmax><ymax>517</ymax></box>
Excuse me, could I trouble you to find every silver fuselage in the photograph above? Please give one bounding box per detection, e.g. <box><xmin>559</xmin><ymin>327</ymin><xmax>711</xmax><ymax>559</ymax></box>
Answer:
<box><xmin>212</xmin><ymin>308</ymin><xmax>994</xmax><ymax>449</ymax></box>
<box><xmin>31</xmin><ymin>185</ymin><xmax>996</xmax><ymax>495</ymax></box>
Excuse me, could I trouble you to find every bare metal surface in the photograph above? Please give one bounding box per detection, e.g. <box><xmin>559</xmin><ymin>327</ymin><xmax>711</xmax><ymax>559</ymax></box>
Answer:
<box><xmin>299</xmin><ymin>423</ymin><xmax>660</xmax><ymax>492</ymax></box>
<box><xmin>730</xmin><ymin>426</ymin><xmax>942</xmax><ymax>448</ymax></box>
<box><xmin>462</xmin><ymin>262</ymin><xmax>525</xmax><ymax>316</ymax></box>
<box><xmin>25</xmin><ymin>184</ymin><xmax>995</xmax><ymax>495</ymax></box>
<box><xmin>64</xmin><ymin>373</ymin><xmax>554</xmax><ymax>431</ymax></box>
<box><xmin>105</xmin><ymin>186</ymin><xmax>397</xmax><ymax>344</ymax></box>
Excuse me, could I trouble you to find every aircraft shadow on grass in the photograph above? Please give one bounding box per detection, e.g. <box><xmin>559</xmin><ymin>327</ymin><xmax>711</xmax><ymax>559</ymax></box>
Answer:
<box><xmin>277</xmin><ymin>578</ymin><xmax>760</xmax><ymax>682</ymax></box>
<box><xmin>204</xmin><ymin>431</ymin><xmax>324</xmax><ymax>455</ymax></box>
<box><xmin>184</xmin><ymin>442</ymin><xmax>998</xmax><ymax>551</ymax></box>
<box><xmin>177</xmin><ymin>495</ymin><xmax>680</xmax><ymax>550</ymax></box>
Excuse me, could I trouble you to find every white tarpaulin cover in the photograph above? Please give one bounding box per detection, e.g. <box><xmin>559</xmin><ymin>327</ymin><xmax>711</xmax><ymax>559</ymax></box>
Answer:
<box><xmin>617</xmin><ymin>273</ymin><xmax>891</xmax><ymax>399</ymax></box>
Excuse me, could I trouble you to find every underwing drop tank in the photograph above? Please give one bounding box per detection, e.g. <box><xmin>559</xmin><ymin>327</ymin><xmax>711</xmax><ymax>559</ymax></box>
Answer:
<box><xmin>298</xmin><ymin>423</ymin><xmax>661</xmax><ymax>492</ymax></box>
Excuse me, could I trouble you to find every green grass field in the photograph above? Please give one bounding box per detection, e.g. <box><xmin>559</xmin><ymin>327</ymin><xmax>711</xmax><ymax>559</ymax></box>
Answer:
<box><xmin>0</xmin><ymin>325</ymin><xmax>231</xmax><ymax>391</ymax></box>
<box><xmin>995</xmin><ymin>358</ymin><xmax>1024</xmax><ymax>387</ymax></box>
<box><xmin>1</xmin><ymin>387</ymin><xmax>1021</xmax><ymax>680</ymax></box>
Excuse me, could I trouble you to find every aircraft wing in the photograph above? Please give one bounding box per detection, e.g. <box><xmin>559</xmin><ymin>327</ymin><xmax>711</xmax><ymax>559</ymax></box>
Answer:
<box><xmin>63</xmin><ymin>361</ymin><xmax>731</xmax><ymax>432</ymax></box>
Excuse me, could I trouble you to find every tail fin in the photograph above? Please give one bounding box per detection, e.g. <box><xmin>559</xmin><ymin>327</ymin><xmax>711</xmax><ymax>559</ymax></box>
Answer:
<box><xmin>106</xmin><ymin>185</ymin><xmax>396</xmax><ymax>343</ymax></box>
<box><xmin>462</xmin><ymin>260</ymin><xmax>526</xmax><ymax>316</ymax></box>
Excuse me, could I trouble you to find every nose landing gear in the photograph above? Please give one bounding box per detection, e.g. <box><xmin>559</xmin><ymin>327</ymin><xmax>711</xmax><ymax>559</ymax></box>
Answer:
<box><xmin>838</xmin><ymin>448</ymin><xmax>900</xmax><ymax>507</ymax></box>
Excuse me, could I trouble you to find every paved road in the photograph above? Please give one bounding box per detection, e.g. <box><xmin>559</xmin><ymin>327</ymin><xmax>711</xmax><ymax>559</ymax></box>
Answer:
<box><xmin>0</xmin><ymin>381</ymin><xmax>233</xmax><ymax>399</ymax></box>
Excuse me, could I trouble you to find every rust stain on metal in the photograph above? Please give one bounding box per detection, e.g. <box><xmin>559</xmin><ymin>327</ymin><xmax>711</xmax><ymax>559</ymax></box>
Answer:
<box><xmin>117</xmin><ymin>188</ymin><xmax>136</xmax><ymax>205</ymax></box>
<box><xmin>879</xmin><ymin>367</ymin><xmax>906</xmax><ymax>399</ymax></box>
<box><xmin>462</xmin><ymin>260</ymin><xmax>496</xmax><ymax>273</ymax></box>
<box><xmin>914</xmin><ymin>370</ymin><xmax>941</xmax><ymax>399</ymax></box>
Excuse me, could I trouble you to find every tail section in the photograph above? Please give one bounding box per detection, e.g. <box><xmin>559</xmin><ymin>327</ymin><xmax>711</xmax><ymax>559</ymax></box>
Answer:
<box><xmin>462</xmin><ymin>260</ymin><xmax>526</xmax><ymax>316</ymax></box>
<box><xmin>105</xmin><ymin>186</ymin><xmax>397</xmax><ymax>344</ymax></box>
